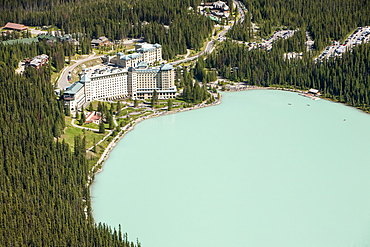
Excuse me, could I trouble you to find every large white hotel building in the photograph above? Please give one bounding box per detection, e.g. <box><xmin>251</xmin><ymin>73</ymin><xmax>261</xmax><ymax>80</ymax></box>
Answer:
<box><xmin>63</xmin><ymin>43</ymin><xmax>176</xmax><ymax>111</ymax></box>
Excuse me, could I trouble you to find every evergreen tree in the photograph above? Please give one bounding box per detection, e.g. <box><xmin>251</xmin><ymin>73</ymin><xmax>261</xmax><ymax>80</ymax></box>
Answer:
<box><xmin>92</xmin><ymin>137</ymin><xmax>97</xmax><ymax>153</ymax></box>
<box><xmin>65</xmin><ymin>105</ymin><xmax>71</xmax><ymax>116</ymax></box>
<box><xmin>116</xmin><ymin>101</ymin><xmax>121</xmax><ymax>115</ymax></box>
<box><xmin>79</xmin><ymin>108</ymin><xmax>86</xmax><ymax>125</ymax></box>
<box><xmin>99</xmin><ymin>121</ymin><xmax>105</xmax><ymax>133</ymax></box>
<box><xmin>108</xmin><ymin>113</ymin><xmax>115</xmax><ymax>129</ymax></box>
<box><xmin>167</xmin><ymin>98</ymin><xmax>173</xmax><ymax>111</ymax></box>
<box><xmin>151</xmin><ymin>90</ymin><xmax>158</xmax><ymax>108</ymax></box>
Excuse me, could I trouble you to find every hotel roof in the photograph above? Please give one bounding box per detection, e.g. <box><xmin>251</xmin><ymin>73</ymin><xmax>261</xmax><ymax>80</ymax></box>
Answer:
<box><xmin>160</xmin><ymin>63</ymin><xmax>173</xmax><ymax>71</ymax></box>
<box><xmin>65</xmin><ymin>81</ymin><xmax>84</xmax><ymax>95</ymax></box>
<box><xmin>120</xmin><ymin>53</ymin><xmax>143</xmax><ymax>60</ymax></box>
<box><xmin>136</xmin><ymin>43</ymin><xmax>162</xmax><ymax>53</ymax></box>
<box><xmin>80</xmin><ymin>74</ymin><xmax>91</xmax><ymax>83</ymax></box>
<box><xmin>137</xmin><ymin>61</ymin><xmax>148</xmax><ymax>68</ymax></box>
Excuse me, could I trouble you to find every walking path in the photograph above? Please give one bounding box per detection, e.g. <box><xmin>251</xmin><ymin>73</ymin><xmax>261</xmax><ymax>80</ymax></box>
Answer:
<box><xmin>71</xmin><ymin>118</ymin><xmax>109</xmax><ymax>132</ymax></box>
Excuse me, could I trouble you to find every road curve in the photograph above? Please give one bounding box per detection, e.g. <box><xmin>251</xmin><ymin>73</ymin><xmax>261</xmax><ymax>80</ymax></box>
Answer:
<box><xmin>170</xmin><ymin>25</ymin><xmax>231</xmax><ymax>66</ymax></box>
<box><xmin>57</xmin><ymin>53</ymin><xmax>103</xmax><ymax>90</ymax></box>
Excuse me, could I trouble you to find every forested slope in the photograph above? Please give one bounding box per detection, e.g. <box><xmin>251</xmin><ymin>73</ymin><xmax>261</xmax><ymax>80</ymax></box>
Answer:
<box><xmin>0</xmin><ymin>41</ymin><xmax>138</xmax><ymax>247</ymax></box>
<box><xmin>208</xmin><ymin>41</ymin><xmax>370</xmax><ymax>111</ymax></box>
<box><xmin>210</xmin><ymin>0</ymin><xmax>370</xmax><ymax>111</ymax></box>
<box><xmin>235</xmin><ymin>0</ymin><xmax>370</xmax><ymax>50</ymax></box>
<box><xmin>0</xmin><ymin>0</ymin><xmax>214</xmax><ymax>59</ymax></box>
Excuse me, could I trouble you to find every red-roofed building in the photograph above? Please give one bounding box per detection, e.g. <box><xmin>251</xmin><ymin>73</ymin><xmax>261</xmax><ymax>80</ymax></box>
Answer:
<box><xmin>86</xmin><ymin>111</ymin><xmax>102</xmax><ymax>124</ymax></box>
<box><xmin>3</xmin><ymin>22</ymin><xmax>29</xmax><ymax>31</ymax></box>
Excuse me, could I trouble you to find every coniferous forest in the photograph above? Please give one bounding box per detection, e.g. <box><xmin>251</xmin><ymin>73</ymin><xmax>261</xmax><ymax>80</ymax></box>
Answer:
<box><xmin>0</xmin><ymin>42</ymin><xmax>139</xmax><ymax>245</ymax></box>
<box><xmin>207</xmin><ymin>40</ymin><xmax>370</xmax><ymax>111</ymax></box>
<box><xmin>238</xmin><ymin>0</ymin><xmax>370</xmax><ymax>50</ymax></box>
<box><xmin>0</xmin><ymin>0</ymin><xmax>214</xmax><ymax>59</ymax></box>
<box><xmin>207</xmin><ymin>0</ymin><xmax>370</xmax><ymax>111</ymax></box>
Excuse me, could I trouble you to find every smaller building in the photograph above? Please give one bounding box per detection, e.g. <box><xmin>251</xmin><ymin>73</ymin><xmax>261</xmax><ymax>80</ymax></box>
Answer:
<box><xmin>58</xmin><ymin>34</ymin><xmax>80</xmax><ymax>46</ymax></box>
<box><xmin>213</xmin><ymin>1</ymin><xmax>229</xmax><ymax>10</ymax></box>
<box><xmin>135</xmin><ymin>43</ymin><xmax>162</xmax><ymax>64</ymax></box>
<box><xmin>85</xmin><ymin>111</ymin><xmax>101</xmax><ymax>124</ymax></box>
<box><xmin>91</xmin><ymin>36</ymin><xmax>112</xmax><ymax>47</ymax></box>
<box><xmin>199</xmin><ymin>1</ymin><xmax>230</xmax><ymax>19</ymax></box>
<box><xmin>0</xmin><ymin>37</ymin><xmax>39</xmax><ymax>45</ymax></box>
<box><xmin>308</xmin><ymin>88</ymin><xmax>320</xmax><ymax>96</ymax></box>
<box><xmin>3</xmin><ymin>22</ymin><xmax>29</xmax><ymax>31</ymax></box>
<box><xmin>25</xmin><ymin>54</ymin><xmax>49</xmax><ymax>69</ymax></box>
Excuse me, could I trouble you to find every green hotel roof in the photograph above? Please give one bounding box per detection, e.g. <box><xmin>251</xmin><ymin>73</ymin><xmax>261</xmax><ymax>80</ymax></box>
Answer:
<box><xmin>65</xmin><ymin>81</ymin><xmax>84</xmax><ymax>95</ymax></box>
<box><xmin>160</xmin><ymin>63</ymin><xmax>173</xmax><ymax>70</ymax></box>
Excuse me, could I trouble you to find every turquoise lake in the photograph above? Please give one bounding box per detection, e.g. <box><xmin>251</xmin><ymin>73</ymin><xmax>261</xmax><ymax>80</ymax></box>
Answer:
<box><xmin>91</xmin><ymin>90</ymin><xmax>370</xmax><ymax>247</ymax></box>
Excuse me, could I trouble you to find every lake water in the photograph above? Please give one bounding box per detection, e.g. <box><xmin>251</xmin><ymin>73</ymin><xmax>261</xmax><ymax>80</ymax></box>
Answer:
<box><xmin>91</xmin><ymin>90</ymin><xmax>370</xmax><ymax>247</ymax></box>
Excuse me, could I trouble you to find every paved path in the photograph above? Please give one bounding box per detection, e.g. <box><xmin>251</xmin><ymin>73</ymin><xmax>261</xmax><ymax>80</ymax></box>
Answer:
<box><xmin>71</xmin><ymin>118</ymin><xmax>101</xmax><ymax>132</ymax></box>
<box><xmin>305</xmin><ymin>31</ymin><xmax>315</xmax><ymax>52</ymax></box>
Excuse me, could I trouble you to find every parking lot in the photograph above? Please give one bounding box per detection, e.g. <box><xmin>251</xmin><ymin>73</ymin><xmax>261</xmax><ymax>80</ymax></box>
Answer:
<box><xmin>317</xmin><ymin>26</ymin><xmax>370</xmax><ymax>61</ymax></box>
<box><xmin>259</xmin><ymin>30</ymin><xmax>295</xmax><ymax>50</ymax></box>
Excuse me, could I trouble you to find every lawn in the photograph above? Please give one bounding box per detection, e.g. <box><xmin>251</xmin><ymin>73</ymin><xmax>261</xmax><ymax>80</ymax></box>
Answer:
<box><xmin>61</xmin><ymin>117</ymin><xmax>106</xmax><ymax>150</ymax></box>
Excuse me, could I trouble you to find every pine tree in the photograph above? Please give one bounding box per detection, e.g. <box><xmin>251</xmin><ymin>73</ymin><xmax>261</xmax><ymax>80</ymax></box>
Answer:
<box><xmin>79</xmin><ymin>109</ymin><xmax>86</xmax><ymax>125</ymax></box>
<box><xmin>116</xmin><ymin>101</ymin><xmax>121</xmax><ymax>115</ymax></box>
<box><xmin>151</xmin><ymin>90</ymin><xmax>158</xmax><ymax>108</ymax></box>
<box><xmin>99</xmin><ymin>121</ymin><xmax>105</xmax><ymax>133</ymax></box>
<box><xmin>167</xmin><ymin>98</ymin><xmax>173</xmax><ymax>111</ymax></box>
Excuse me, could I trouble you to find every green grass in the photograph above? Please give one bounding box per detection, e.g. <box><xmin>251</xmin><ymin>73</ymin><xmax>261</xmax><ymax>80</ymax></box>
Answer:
<box><xmin>61</xmin><ymin>117</ymin><xmax>106</xmax><ymax>150</ymax></box>
<box><xmin>118</xmin><ymin>107</ymin><xmax>147</xmax><ymax>117</ymax></box>
<box><xmin>82</xmin><ymin>122</ymin><xmax>99</xmax><ymax>129</ymax></box>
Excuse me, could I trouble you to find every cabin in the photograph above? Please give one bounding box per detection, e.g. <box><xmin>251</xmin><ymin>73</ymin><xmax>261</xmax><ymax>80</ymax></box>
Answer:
<box><xmin>91</xmin><ymin>36</ymin><xmax>112</xmax><ymax>48</ymax></box>
<box><xmin>25</xmin><ymin>54</ymin><xmax>49</xmax><ymax>69</ymax></box>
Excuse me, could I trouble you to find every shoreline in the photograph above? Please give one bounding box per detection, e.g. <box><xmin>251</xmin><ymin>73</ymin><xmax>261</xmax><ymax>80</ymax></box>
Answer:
<box><xmin>85</xmin><ymin>84</ymin><xmax>368</xmax><ymax>220</ymax></box>
<box><xmin>86</xmin><ymin>94</ymin><xmax>222</xmax><ymax>189</ymax></box>
<box><xmin>87</xmin><ymin>84</ymin><xmax>307</xmax><ymax>187</ymax></box>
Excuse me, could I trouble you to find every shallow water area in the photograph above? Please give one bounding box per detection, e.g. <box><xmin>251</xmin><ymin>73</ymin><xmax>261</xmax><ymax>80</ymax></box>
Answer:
<box><xmin>92</xmin><ymin>90</ymin><xmax>370</xmax><ymax>247</ymax></box>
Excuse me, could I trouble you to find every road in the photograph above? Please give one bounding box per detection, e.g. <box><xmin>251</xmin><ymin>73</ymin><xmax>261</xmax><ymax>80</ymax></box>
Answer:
<box><xmin>170</xmin><ymin>25</ymin><xmax>231</xmax><ymax>65</ymax></box>
<box><xmin>305</xmin><ymin>31</ymin><xmax>314</xmax><ymax>52</ymax></box>
<box><xmin>60</xmin><ymin>1</ymin><xmax>245</xmax><ymax>73</ymax></box>
<box><xmin>232</xmin><ymin>29</ymin><xmax>296</xmax><ymax>51</ymax></box>
<box><xmin>57</xmin><ymin>53</ymin><xmax>103</xmax><ymax>90</ymax></box>
<box><xmin>170</xmin><ymin>0</ymin><xmax>250</xmax><ymax>65</ymax></box>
